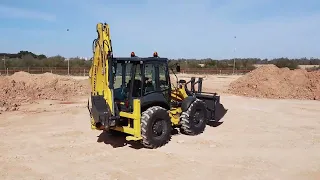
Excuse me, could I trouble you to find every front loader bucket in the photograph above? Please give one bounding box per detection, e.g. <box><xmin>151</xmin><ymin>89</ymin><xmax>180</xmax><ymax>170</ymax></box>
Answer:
<box><xmin>213</xmin><ymin>101</ymin><xmax>228</xmax><ymax>121</ymax></box>
<box><xmin>195</xmin><ymin>93</ymin><xmax>228</xmax><ymax>122</ymax></box>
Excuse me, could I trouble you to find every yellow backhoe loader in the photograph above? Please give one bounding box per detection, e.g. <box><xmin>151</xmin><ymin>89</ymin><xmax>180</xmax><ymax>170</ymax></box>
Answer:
<box><xmin>87</xmin><ymin>23</ymin><xmax>228</xmax><ymax>148</ymax></box>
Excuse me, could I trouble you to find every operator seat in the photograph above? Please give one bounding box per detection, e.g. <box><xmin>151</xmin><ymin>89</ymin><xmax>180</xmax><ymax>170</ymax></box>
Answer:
<box><xmin>127</xmin><ymin>79</ymin><xmax>142</xmax><ymax>97</ymax></box>
<box><xmin>144</xmin><ymin>77</ymin><xmax>155</xmax><ymax>93</ymax></box>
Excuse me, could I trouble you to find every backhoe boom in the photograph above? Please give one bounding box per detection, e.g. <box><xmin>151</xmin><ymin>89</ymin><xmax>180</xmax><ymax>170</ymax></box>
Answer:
<box><xmin>88</xmin><ymin>23</ymin><xmax>115</xmax><ymax>130</ymax></box>
<box><xmin>89</xmin><ymin>23</ymin><xmax>114</xmax><ymax>111</ymax></box>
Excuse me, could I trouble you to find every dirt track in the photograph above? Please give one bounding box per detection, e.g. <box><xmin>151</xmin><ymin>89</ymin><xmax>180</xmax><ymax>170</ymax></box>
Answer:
<box><xmin>1</xmin><ymin>74</ymin><xmax>320</xmax><ymax>180</ymax></box>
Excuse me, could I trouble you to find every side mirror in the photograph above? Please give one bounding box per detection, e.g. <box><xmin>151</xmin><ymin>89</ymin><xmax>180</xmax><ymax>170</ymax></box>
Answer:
<box><xmin>176</xmin><ymin>65</ymin><xmax>181</xmax><ymax>72</ymax></box>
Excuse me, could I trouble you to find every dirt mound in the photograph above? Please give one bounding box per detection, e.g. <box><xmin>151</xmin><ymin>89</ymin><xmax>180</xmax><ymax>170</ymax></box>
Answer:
<box><xmin>0</xmin><ymin>72</ymin><xmax>90</xmax><ymax>111</ymax></box>
<box><xmin>228</xmin><ymin>65</ymin><xmax>320</xmax><ymax>100</ymax></box>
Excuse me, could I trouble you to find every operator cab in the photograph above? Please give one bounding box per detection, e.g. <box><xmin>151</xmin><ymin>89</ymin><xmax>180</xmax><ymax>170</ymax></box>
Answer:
<box><xmin>112</xmin><ymin>52</ymin><xmax>171</xmax><ymax>112</ymax></box>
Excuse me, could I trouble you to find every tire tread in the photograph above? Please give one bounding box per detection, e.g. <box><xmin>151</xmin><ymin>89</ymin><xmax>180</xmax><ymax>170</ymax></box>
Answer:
<box><xmin>141</xmin><ymin>106</ymin><xmax>171</xmax><ymax>148</ymax></box>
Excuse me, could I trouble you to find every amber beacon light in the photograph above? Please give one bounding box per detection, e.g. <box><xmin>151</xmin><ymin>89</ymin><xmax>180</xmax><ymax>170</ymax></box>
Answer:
<box><xmin>153</xmin><ymin>52</ymin><xmax>158</xmax><ymax>57</ymax></box>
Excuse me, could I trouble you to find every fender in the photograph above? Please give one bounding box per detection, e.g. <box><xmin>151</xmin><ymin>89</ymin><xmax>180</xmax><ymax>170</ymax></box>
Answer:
<box><xmin>141</xmin><ymin>93</ymin><xmax>170</xmax><ymax>112</ymax></box>
<box><xmin>181</xmin><ymin>96</ymin><xmax>197</xmax><ymax>112</ymax></box>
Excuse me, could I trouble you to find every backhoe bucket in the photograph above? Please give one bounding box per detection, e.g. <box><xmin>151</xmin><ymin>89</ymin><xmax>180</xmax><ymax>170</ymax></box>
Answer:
<box><xmin>195</xmin><ymin>93</ymin><xmax>228</xmax><ymax>122</ymax></box>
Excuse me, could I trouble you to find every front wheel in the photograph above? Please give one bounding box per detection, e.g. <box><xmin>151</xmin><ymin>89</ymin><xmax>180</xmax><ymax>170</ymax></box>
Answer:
<box><xmin>180</xmin><ymin>99</ymin><xmax>208</xmax><ymax>135</ymax></box>
<box><xmin>141</xmin><ymin>106</ymin><xmax>172</xmax><ymax>149</ymax></box>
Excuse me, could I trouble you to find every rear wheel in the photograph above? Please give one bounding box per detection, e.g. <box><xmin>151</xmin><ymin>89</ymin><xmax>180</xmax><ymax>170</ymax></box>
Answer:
<box><xmin>141</xmin><ymin>106</ymin><xmax>172</xmax><ymax>149</ymax></box>
<box><xmin>180</xmin><ymin>99</ymin><xmax>207</xmax><ymax>135</ymax></box>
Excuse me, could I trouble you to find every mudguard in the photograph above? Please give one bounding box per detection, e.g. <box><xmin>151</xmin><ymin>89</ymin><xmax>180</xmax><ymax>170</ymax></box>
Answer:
<box><xmin>140</xmin><ymin>93</ymin><xmax>170</xmax><ymax>112</ymax></box>
<box><xmin>181</xmin><ymin>96</ymin><xmax>197</xmax><ymax>112</ymax></box>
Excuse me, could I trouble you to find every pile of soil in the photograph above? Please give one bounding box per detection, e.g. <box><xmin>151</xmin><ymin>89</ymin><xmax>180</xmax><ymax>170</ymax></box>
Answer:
<box><xmin>0</xmin><ymin>72</ymin><xmax>90</xmax><ymax>111</ymax></box>
<box><xmin>228</xmin><ymin>65</ymin><xmax>320</xmax><ymax>100</ymax></box>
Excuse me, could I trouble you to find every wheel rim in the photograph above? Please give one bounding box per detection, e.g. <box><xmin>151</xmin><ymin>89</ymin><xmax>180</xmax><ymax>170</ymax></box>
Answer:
<box><xmin>152</xmin><ymin>118</ymin><xmax>167</xmax><ymax>139</ymax></box>
<box><xmin>193</xmin><ymin>108</ymin><xmax>204</xmax><ymax>127</ymax></box>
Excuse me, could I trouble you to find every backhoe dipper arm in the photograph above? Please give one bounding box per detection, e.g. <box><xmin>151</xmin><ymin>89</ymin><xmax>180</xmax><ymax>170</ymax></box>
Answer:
<box><xmin>88</xmin><ymin>23</ymin><xmax>116</xmax><ymax>130</ymax></box>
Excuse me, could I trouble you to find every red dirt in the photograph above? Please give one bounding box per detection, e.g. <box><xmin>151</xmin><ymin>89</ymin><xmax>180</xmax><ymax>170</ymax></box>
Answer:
<box><xmin>228</xmin><ymin>65</ymin><xmax>320</xmax><ymax>100</ymax></box>
<box><xmin>0</xmin><ymin>72</ymin><xmax>90</xmax><ymax>111</ymax></box>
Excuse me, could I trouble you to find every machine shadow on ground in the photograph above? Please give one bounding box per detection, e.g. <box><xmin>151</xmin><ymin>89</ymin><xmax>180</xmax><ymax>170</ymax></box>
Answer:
<box><xmin>96</xmin><ymin>123</ymin><xmax>224</xmax><ymax>149</ymax></box>
<box><xmin>97</xmin><ymin>131</ymin><xmax>144</xmax><ymax>149</ymax></box>
<box><xmin>96</xmin><ymin>129</ymin><xmax>181</xmax><ymax>149</ymax></box>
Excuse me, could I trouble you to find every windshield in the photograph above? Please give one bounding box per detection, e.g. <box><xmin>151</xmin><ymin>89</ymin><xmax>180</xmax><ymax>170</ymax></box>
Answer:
<box><xmin>113</xmin><ymin>62</ymin><xmax>133</xmax><ymax>100</ymax></box>
<box><xmin>144</xmin><ymin>62</ymin><xmax>169</xmax><ymax>95</ymax></box>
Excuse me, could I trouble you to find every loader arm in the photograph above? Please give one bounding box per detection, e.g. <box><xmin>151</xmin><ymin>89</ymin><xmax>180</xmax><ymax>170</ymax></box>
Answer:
<box><xmin>88</xmin><ymin>23</ymin><xmax>116</xmax><ymax>130</ymax></box>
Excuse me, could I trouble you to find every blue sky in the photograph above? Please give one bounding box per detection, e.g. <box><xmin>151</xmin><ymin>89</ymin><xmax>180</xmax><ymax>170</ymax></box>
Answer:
<box><xmin>0</xmin><ymin>0</ymin><xmax>319</xmax><ymax>59</ymax></box>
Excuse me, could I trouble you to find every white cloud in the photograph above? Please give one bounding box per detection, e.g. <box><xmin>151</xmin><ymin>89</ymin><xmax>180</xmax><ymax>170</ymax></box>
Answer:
<box><xmin>0</xmin><ymin>4</ymin><xmax>56</xmax><ymax>22</ymax></box>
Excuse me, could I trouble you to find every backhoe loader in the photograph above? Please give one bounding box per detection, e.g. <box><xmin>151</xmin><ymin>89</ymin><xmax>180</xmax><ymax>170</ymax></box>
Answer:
<box><xmin>87</xmin><ymin>22</ymin><xmax>227</xmax><ymax>149</ymax></box>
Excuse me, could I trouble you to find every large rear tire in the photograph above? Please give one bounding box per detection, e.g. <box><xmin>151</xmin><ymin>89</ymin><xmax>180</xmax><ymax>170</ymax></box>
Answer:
<box><xmin>141</xmin><ymin>106</ymin><xmax>172</xmax><ymax>149</ymax></box>
<box><xmin>180</xmin><ymin>99</ymin><xmax>207</xmax><ymax>135</ymax></box>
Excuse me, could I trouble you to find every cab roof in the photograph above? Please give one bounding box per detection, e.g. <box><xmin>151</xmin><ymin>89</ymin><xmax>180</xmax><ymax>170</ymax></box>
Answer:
<box><xmin>113</xmin><ymin>57</ymin><xmax>168</xmax><ymax>62</ymax></box>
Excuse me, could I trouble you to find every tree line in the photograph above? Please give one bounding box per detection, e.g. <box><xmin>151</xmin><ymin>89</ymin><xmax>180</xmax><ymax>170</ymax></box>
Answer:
<box><xmin>1</xmin><ymin>51</ymin><xmax>320</xmax><ymax>70</ymax></box>
<box><xmin>0</xmin><ymin>51</ymin><xmax>91</xmax><ymax>69</ymax></box>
